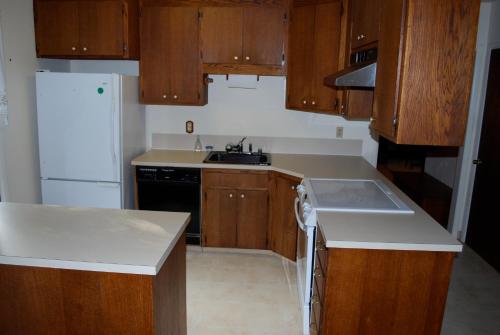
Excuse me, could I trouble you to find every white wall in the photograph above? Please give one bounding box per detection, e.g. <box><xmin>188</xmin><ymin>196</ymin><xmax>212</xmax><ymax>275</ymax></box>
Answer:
<box><xmin>0</xmin><ymin>0</ymin><xmax>41</xmax><ymax>203</ymax></box>
<box><xmin>449</xmin><ymin>0</ymin><xmax>500</xmax><ymax>240</ymax></box>
<box><xmin>70</xmin><ymin>60</ymin><xmax>380</xmax><ymax>166</ymax></box>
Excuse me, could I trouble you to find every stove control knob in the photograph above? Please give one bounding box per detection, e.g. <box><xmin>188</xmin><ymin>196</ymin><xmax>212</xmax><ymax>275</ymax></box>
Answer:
<box><xmin>302</xmin><ymin>202</ymin><xmax>312</xmax><ymax>214</ymax></box>
<box><xmin>296</xmin><ymin>184</ymin><xmax>306</xmax><ymax>196</ymax></box>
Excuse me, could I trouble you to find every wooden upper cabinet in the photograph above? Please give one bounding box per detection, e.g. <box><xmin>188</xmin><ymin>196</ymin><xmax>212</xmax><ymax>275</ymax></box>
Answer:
<box><xmin>372</xmin><ymin>0</ymin><xmax>480</xmax><ymax>146</ymax></box>
<box><xmin>286</xmin><ymin>4</ymin><xmax>315</xmax><ymax>109</ymax></box>
<box><xmin>34</xmin><ymin>0</ymin><xmax>139</xmax><ymax>59</ymax></box>
<box><xmin>35</xmin><ymin>1</ymin><xmax>79</xmax><ymax>56</ymax></box>
<box><xmin>349</xmin><ymin>0</ymin><xmax>381</xmax><ymax>50</ymax></box>
<box><xmin>242</xmin><ymin>7</ymin><xmax>285</xmax><ymax>67</ymax></box>
<box><xmin>200</xmin><ymin>5</ymin><xmax>287</xmax><ymax>75</ymax></box>
<box><xmin>140</xmin><ymin>4</ymin><xmax>207</xmax><ymax>106</ymax></box>
<box><xmin>286</xmin><ymin>0</ymin><xmax>342</xmax><ymax>114</ymax></box>
<box><xmin>78</xmin><ymin>1</ymin><xmax>126</xmax><ymax>57</ymax></box>
<box><xmin>200</xmin><ymin>7</ymin><xmax>243</xmax><ymax>64</ymax></box>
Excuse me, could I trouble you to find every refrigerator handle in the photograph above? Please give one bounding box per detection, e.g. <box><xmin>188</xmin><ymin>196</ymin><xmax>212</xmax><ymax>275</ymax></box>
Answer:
<box><xmin>110</xmin><ymin>96</ymin><xmax>118</xmax><ymax>181</ymax></box>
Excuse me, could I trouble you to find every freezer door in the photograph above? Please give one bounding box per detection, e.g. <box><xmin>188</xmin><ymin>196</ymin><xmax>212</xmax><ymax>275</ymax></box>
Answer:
<box><xmin>41</xmin><ymin>179</ymin><xmax>122</xmax><ymax>209</ymax></box>
<box><xmin>36</xmin><ymin>72</ymin><xmax>121</xmax><ymax>182</ymax></box>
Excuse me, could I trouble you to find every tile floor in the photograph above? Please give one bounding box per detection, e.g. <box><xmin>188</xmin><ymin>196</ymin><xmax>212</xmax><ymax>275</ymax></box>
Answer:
<box><xmin>186</xmin><ymin>246</ymin><xmax>500</xmax><ymax>335</ymax></box>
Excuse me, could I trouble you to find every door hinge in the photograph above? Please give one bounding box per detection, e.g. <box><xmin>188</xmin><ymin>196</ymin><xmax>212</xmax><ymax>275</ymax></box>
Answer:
<box><xmin>340</xmin><ymin>1</ymin><xmax>345</xmax><ymax>16</ymax></box>
<box><xmin>123</xmin><ymin>43</ymin><xmax>128</xmax><ymax>52</ymax></box>
<box><xmin>198</xmin><ymin>10</ymin><xmax>203</xmax><ymax>19</ymax></box>
<box><xmin>283</xmin><ymin>12</ymin><xmax>287</xmax><ymax>22</ymax></box>
<box><xmin>473</xmin><ymin>159</ymin><xmax>483</xmax><ymax>165</ymax></box>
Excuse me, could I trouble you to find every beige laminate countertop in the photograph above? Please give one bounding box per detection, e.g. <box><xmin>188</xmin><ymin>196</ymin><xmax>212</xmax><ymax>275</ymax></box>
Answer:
<box><xmin>132</xmin><ymin>150</ymin><xmax>462</xmax><ymax>253</ymax></box>
<box><xmin>0</xmin><ymin>203</ymin><xmax>190</xmax><ymax>275</ymax></box>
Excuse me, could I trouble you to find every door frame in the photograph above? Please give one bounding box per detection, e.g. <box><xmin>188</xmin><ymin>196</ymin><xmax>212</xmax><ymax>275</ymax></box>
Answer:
<box><xmin>449</xmin><ymin>9</ymin><xmax>500</xmax><ymax>242</ymax></box>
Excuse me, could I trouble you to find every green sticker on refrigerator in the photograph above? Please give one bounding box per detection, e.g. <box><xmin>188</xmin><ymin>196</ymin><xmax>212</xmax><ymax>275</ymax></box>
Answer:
<box><xmin>97</xmin><ymin>87</ymin><xmax>104</xmax><ymax>94</ymax></box>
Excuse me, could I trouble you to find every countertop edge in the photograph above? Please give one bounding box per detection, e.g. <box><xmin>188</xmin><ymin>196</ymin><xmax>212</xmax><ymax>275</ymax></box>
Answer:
<box><xmin>324</xmin><ymin>241</ymin><xmax>463</xmax><ymax>252</ymax></box>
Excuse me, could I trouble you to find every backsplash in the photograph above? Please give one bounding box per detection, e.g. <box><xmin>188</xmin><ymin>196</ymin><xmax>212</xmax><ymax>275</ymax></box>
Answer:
<box><xmin>151</xmin><ymin>133</ymin><xmax>363</xmax><ymax>157</ymax></box>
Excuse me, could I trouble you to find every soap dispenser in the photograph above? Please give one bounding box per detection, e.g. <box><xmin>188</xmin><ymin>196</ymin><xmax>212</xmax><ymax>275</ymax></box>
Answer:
<box><xmin>194</xmin><ymin>135</ymin><xmax>202</xmax><ymax>152</ymax></box>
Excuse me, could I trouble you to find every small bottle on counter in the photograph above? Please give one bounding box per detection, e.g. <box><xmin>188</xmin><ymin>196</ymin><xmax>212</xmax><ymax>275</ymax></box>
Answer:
<box><xmin>194</xmin><ymin>135</ymin><xmax>202</xmax><ymax>152</ymax></box>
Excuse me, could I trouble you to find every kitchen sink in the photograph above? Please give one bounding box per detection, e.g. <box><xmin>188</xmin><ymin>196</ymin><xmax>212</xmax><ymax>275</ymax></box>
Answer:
<box><xmin>203</xmin><ymin>151</ymin><xmax>271</xmax><ymax>166</ymax></box>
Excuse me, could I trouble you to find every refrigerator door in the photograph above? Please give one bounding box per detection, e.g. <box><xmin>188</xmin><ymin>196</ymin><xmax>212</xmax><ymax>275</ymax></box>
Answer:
<box><xmin>41</xmin><ymin>179</ymin><xmax>122</xmax><ymax>209</ymax></box>
<box><xmin>36</xmin><ymin>72</ymin><xmax>121</xmax><ymax>182</ymax></box>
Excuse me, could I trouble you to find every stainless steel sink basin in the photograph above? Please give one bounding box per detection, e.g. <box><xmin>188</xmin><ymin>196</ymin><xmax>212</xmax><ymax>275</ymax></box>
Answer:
<box><xmin>203</xmin><ymin>151</ymin><xmax>271</xmax><ymax>166</ymax></box>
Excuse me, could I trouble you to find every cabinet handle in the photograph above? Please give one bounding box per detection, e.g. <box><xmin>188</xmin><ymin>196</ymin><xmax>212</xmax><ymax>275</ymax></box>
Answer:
<box><xmin>229</xmin><ymin>193</ymin><xmax>234</xmax><ymax>198</ymax></box>
<box><xmin>302</xmin><ymin>100</ymin><xmax>308</xmax><ymax>105</ymax></box>
<box><xmin>357</xmin><ymin>34</ymin><xmax>366</xmax><ymax>41</ymax></box>
<box><xmin>240</xmin><ymin>194</ymin><xmax>245</xmax><ymax>199</ymax></box>
<box><xmin>291</xmin><ymin>185</ymin><xmax>296</xmax><ymax>190</ymax></box>
<box><xmin>82</xmin><ymin>47</ymin><xmax>88</xmax><ymax>52</ymax></box>
<box><xmin>173</xmin><ymin>95</ymin><xmax>178</xmax><ymax>100</ymax></box>
<box><xmin>311</xmin><ymin>100</ymin><xmax>316</xmax><ymax>106</ymax></box>
<box><xmin>245</xmin><ymin>56</ymin><xmax>250</xmax><ymax>61</ymax></box>
<box><xmin>234</xmin><ymin>56</ymin><xmax>239</xmax><ymax>60</ymax></box>
<box><xmin>162</xmin><ymin>94</ymin><xmax>167</xmax><ymax>99</ymax></box>
<box><xmin>370</xmin><ymin>117</ymin><xmax>376</xmax><ymax>123</ymax></box>
<box><xmin>314</xmin><ymin>267</ymin><xmax>322</xmax><ymax>278</ymax></box>
<box><xmin>71</xmin><ymin>46</ymin><xmax>77</xmax><ymax>51</ymax></box>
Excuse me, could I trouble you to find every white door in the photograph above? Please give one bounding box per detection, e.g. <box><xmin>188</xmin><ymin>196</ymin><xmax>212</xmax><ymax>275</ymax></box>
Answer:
<box><xmin>36</xmin><ymin>72</ymin><xmax>120</xmax><ymax>182</ymax></box>
<box><xmin>41</xmin><ymin>179</ymin><xmax>121</xmax><ymax>209</ymax></box>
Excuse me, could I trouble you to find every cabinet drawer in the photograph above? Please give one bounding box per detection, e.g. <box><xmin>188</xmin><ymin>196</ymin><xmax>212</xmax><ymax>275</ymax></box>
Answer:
<box><xmin>315</xmin><ymin>229</ymin><xmax>328</xmax><ymax>274</ymax></box>
<box><xmin>202</xmin><ymin>169</ymin><xmax>268</xmax><ymax>189</ymax></box>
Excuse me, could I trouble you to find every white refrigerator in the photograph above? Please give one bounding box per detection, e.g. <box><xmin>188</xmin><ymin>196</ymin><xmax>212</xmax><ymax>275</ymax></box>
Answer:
<box><xmin>36</xmin><ymin>72</ymin><xmax>145</xmax><ymax>209</ymax></box>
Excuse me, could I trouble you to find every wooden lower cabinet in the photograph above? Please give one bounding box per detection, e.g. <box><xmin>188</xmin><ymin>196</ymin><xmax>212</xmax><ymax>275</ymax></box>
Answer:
<box><xmin>0</xmin><ymin>234</ymin><xmax>187</xmax><ymax>334</ymax></box>
<box><xmin>269</xmin><ymin>172</ymin><xmax>301</xmax><ymax>260</ymax></box>
<box><xmin>312</xmin><ymin>228</ymin><xmax>455</xmax><ymax>335</ymax></box>
<box><xmin>202</xmin><ymin>169</ymin><xmax>269</xmax><ymax>249</ymax></box>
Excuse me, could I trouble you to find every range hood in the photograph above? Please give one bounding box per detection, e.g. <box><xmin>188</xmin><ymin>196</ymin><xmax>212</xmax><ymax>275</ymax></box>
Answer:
<box><xmin>324</xmin><ymin>47</ymin><xmax>378</xmax><ymax>89</ymax></box>
<box><xmin>324</xmin><ymin>61</ymin><xmax>377</xmax><ymax>88</ymax></box>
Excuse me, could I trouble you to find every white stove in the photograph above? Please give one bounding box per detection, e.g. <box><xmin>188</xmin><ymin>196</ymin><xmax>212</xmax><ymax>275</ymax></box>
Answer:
<box><xmin>295</xmin><ymin>178</ymin><xmax>413</xmax><ymax>334</ymax></box>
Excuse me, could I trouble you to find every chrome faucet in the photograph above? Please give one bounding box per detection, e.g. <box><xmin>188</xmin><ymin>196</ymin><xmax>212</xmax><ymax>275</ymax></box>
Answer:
<box><xmin>236</xmin><ymin>137</ymin><xmax>247</xmax><ymax>152</ymax></box>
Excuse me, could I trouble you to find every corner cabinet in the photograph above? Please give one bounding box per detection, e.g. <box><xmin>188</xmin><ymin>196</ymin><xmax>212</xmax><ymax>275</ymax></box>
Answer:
<box><xmin>200</xmin><ymin>5</ymin><xmax>287</xmax><ymax>76</ymax></box>
<box><xmin>372</xmin><ymin>0</ymin><xmax>480</xmax><ymax>146</ymax></box>
<box><xmin>34</xmin><ymin>0</ymin><xmax>140</xmax><ymax>59</ymax></box>
<box><xmin>139</xmin><ymin>3</ymin><xmax>207</xmax><ymax>105</ymax></box>
<box><xmin>202</xmin><ymin>169</ymin><xmax>269</xmax><ymax>249</ymax></box>
<box><xmin>286</xmin><ymin>0</ymin><xmax>342</xmax><ymax>114</ymax></box>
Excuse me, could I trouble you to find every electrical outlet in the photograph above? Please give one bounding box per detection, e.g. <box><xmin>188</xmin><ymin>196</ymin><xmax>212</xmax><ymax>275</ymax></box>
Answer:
<box><xmin>336</xmin><ymin>126</ymin><xmax>344</xmax><ymax>139</ymax></box>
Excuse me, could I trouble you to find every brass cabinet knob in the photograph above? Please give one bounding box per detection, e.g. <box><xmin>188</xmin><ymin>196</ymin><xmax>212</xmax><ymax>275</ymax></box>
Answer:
<box><xmin>234</xmin><ymin>56</ymin><xmax>239</xmax><ymax>60</ymax></box>
<box><xmin>71</xmin><ymin>46</ymin><xmax>77</xmax><ymax>51</ymax></box>
<box><xmin>302</xmin><ymin>100</ymin><xmax>308</xmax><ymax>105</ymax></box>
<box><xmin>162</xmin><ymin>94</ymin><xmax>167</xmax><ymax>99</ymax></box>
<box><xmin>173</xmin><ymin>95</ymin><xmax>178</xmax><ymax>100</ymax></box>
<box><xmin>240</xmin><ymin>194</ymin><xmax>245</xmax><ymax>199</ymax></box>
<box><xmin>311</xmin><ymin>100</ymin><xmax>316</xmax><ymax>106</ymax></box>
<box><xmin>291</xmin><ymin>185</ymin><xmax>296</xmax><ymax>190</ymax></box>
<box><xmin>229</xmin><ymin>193</ymin><xmax>234</xmax><ymax>198</ymax></box>
<box><xmin>245</xmin><ymin>56</ymin><xmax>250</xmax><ymax>61</ymax></box>
<box><xmin>82</xmin><ymin>47</ymin><xmax>88</xmax><ymax>52</ymax></box>
<box><xmin>370</xmin><ymin>117</ymin><xmax>376</xmax><ymax>123</ymax></box>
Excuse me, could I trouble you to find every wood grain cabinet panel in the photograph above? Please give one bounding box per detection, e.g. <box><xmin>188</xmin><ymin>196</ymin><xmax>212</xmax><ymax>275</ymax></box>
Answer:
<box><xmin>287</xmin><ymin>0</ymin><xmax>342</xmax><ymax>114</ymax></box>
<box><xmin>78</xmin><ymin>1</ymin><xmax>127</xmax><ymax>57</ymax></box>
<box><xmin>200</xmin><ymin>5</ymin><xmax>286</xmax><ymax>75</ymax></box>
<box><xmin>269</xmin><ymin>172</ymin><xmax>301</xmax><ymax>261</ymax></box>
<box><xmin>140</xmin><ymin>4</ymin><xmax>207</xmax><ymax>106</ymax></box>
<box><xmin>311</xmin><ymin>229</ymin><xmax>456</xmax><ymax>335</ymax></box>
<box><xmin>349</xmin><ymin>0</ymin><xmax>381</xmax><ymax>50</ymax></box>
<box><xmin>200</xmin><ymin>7</ymin><xmax>243</xmax><ymax>64</ymax></box>
<box><xmin>35</xmin><ymin>1</ymin><xmax>80</xmax><ymax>56</ymax></box>
<box><xmin>372</xmin><ymin>0</ymin><xmax>480</xmax><ymax>146</ymax></box>
<box><xmin>34</xmin><ymin>0</ymin><xmax>139</xmax><ymax>59</ymax></box>
<box><xmin>202</xmin><ymin>169</ymin><xmax>268</xmax><ymax>250</ymax></box>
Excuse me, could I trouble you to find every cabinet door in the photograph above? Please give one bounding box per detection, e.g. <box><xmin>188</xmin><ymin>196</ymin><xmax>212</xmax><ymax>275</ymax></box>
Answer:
<box><xmin>242</xmin><ymin>7</ymin><xmax>285</xmax><ymax>66</ymax></box>
<box><xmin>270</xmin><ymin>174</ymin><xmax>300</xmax><ymax>261</ymax></box>
<box><xmin>35</xmin><ymin>1</ymin><xmax>79</xmax><ymax>57</ymax></box>
<box><xmin>167</xmin><ymin>6</ymin><xmax>203</xmax><ymax>105</ymax></box>
<box><xmin>286</xmin><ymin>4</ymin><xmax>315</xmax><ymax>110</ymax></box>
<box><xmin>200</xmin><ymin>7</ymin><xmax>243</xmax><ymax>64</ymax></box>
<box><xmin>311</xmin><ymin>1</ymin><xmax>342</xmax><ymax>112</ymax></box>
<box><xmin>140</xmin><ymin>5</ymin><xmax>170</xmax><ymax>104</ymax></box>
<box><xmin>78</xmin><ymin>1</ymin><xmax>127</xmax><ymax>57</ymax></box>
<box><xmin>350</xmin><ymin>0</ymin><xmax>381</xmax><ymax>50</ymax></box>
<box><xmin>203</xmin><ymin>189</ymin><xmax>238</xmax><ymax>248</ymax></box>
<box><xmin>237</xmin><ymin>190</ymin><xmax>268</xmax><ymax>249</ymax></box>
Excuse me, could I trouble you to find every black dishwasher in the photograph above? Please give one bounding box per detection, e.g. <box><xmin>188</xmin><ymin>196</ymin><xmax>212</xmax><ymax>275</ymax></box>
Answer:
<box><xmin>136</xmin><ymin>166</ymin><xmax>201</xmax><ymax>245</ymax></box>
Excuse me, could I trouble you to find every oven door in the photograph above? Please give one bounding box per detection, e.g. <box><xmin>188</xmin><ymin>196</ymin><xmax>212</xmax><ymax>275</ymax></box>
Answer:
<box><xmin>295</xmin><ymin>197</ymin><xmax>315</xmax><ymax>335</ymax></box>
